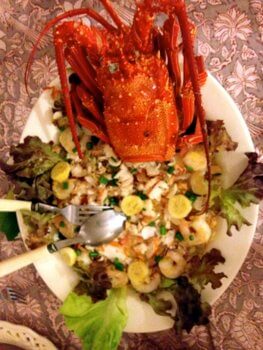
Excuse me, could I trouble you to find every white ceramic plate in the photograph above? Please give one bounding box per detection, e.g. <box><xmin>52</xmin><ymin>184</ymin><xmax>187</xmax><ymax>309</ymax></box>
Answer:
<box><xmin>17</xmin><ymin>73</ymin><xmax>258</xmax><ymax>333</ymax></box>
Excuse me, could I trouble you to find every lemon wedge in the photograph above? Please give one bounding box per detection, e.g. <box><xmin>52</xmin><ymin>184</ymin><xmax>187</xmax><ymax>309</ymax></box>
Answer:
<box><xmin>183</xmin><ymin>150</ymin><xmax>207</xmax><ymax>172</ymax></box>
<box><xmin>190</xmin><ymin>171</ymin><xmax>208</xmax><ymax>195</ymax></box>
<box><xmin>168</xmin><ymin>194</ymin><xmax>192</xmax><ymax>219</ymax></box>
<box><xmin>128</xmin><ymin>260</ymin><xmax>149</xmax><ymax>285</ymax></box>
<box><xmin>120</xmin><ymin>195</ymin><xmax>144</xmax><ymax>216</ymax></box>
<box><xmin>51</xmin><ymin>161</ymin><xmax>71</xmax><ymax>183</ymax></box>
<box><xmin>59</xmin><ymin>247</ymin><xmax>77</xmax><ymax>266</ymax></box>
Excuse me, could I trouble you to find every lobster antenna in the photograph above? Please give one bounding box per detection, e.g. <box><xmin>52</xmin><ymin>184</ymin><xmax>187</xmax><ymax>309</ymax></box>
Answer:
<box><xmin>25</xmin><ymin>8</ymin><xmax>117</xmax><ymax>93</ymax></box>
<box><xmin>100</xmin><ymin>0</ymin><xmax>124</xmax><ymax>30</ymax></box>
<box><xmin>177</xmin><ymin>4</ymin><xmax>211</xmax><ymax>213</ymax></box>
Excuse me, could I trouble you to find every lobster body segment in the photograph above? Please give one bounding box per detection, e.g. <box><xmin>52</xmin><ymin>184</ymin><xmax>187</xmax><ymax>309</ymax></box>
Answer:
<box><xmin>98</xmin><ymin>56</ymin><xmax>178</xmax><ymax>162</ymax></box>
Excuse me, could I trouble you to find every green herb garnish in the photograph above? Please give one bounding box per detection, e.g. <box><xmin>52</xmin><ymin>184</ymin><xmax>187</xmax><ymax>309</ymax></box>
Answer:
<box><xmin>135</xmin><ymin>191</ymin><xmax>148</xmax><ymax>200</ymax></box>
<box><xmin>189</xmin><ymin>235</ymin><xmax>195</xmax><ymax>241</ymax></box>
<box><xmin>89</xmin><ymin>250</ymin><xmax>100</xmax><ymax>259</ymax></box>
<box><xmin>159</xmin><ymin>225</ymin><xmax>167</xmax><ymax>235</ymax></box>
<box><xmin>175</xmin><ymin>231</ymin><xmax>184</xmax><ymax>241</ymax></box>
<box><xmin>167</xmin><ymin>166</ymin><xmax>175</xmax><ymax>174</ymax></box>
<box><xmin>154</xmin><ymin>255</ymin><xmax>163</xmax><ymax>263</ymax></box>
<box><xmin>148</xmin><ymin>221</ymin><xmax>155</xmax><ymax>227</ymax></box>
<box><xmin>185</xmin><ymin>191</ymin><xmax>198</xmax><ymax>202</ymax></box>
<box><xmin>113</xmin><ymin>258</ymin><xmax>124</xmax><ymax>271</ymax></box>
<box><xmin>185</xmin><ymin>165</ymin><xmax>194</xmax><ymax>172</ymax></box>
<box><xmin>99</xmin><ymin>176</ymin><xmax>109</xmax><ymax>185</ymax></box>
<box><xmin>86</xmin><ymin>142</ymin><xmax>94</xmax><ymax>150</ymax></box>
<box><xmin>59</xmin><ymin>221</ymin><xmax>66</xmax><ymax>227</ymax></box>
<box><xmin>62</xmin><ymin>181</ymin><xmax>69</xmax><ymax>189</ymax></box>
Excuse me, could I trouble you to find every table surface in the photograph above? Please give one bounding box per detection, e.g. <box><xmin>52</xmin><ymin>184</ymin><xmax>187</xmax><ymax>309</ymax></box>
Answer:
<box><xmin>0</xmin><ymin>1</ymin><xmax>262</xmax><ymax>349</ymax></box>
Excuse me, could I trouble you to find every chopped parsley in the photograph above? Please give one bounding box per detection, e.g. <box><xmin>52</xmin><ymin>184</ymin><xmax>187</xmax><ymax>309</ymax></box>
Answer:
<box><xmin>108</xmin><ymin>196</ymin><xmax>119</xmax><ymax>206</ymax></box>
<box><xmin>189</xmin><ymin>234</ymin><xmax>195</xmax><ymax>241</ymax></box>
<box><xmin>72</xmin><ymin>147</ymin><xmax>77</xmax><ymax>153</ymax></box>
<box><xmin>130</xmin><ymin>167</ymin><xmax>137</xmax><ymax>174</ymax></box>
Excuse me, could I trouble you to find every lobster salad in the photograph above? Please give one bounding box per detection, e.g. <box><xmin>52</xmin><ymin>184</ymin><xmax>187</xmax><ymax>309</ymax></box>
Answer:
<box><xmin>1</xmin><ymin>91</ymin><xmax>263</xmax><ymax>350</ymax></box>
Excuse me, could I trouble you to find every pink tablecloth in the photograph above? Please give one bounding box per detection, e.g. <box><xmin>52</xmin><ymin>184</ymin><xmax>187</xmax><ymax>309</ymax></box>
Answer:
<box><xmin>0</xmin><ymin>1</ymin><xmax>262</xmax><ymax>349</ymax></box>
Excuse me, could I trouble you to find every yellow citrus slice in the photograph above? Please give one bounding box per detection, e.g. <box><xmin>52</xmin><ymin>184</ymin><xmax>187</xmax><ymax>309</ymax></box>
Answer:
<box><xmin>190</xmin><ymin>171</ymin><xmax>208</xmax><ymax>195</ymax></box>
<box><xmin>183</xmin><ymin>150</ymin><xmax>207</xmax><ymax>172</ymax></box>
<box><xmin>51</xmin><ymin>161</ymin><xmax>71</xmax><ymax>183</ymax></box>
<box><xmin>52</xmin><ymin>179</ymin><xmax>75</xmax><ymax>200</ymax></box>
<box><xmin>127</xmin><ymin>260</ymin><xmax>149</xmax><ymax>285</ymax></box>
<box><xmin>120</xmin><ymin>195</ymin><xmax>144</xmax><ymax>216</ymax></box>
<box><xmin>59</xmin><ymin>247</ymin><xmax>77</xmax><ymax>266</ymax></box>
<box><xmin>168</xmin><ymin>194</ymin><xmax>192</xmax><ymax>219</ymax></box>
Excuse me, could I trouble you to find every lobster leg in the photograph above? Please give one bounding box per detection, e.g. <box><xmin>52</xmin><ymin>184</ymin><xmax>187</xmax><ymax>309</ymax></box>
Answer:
<box><xmin>181</xmin><ymin>55</ymin><xmax>207</xmax><ymax>134</ymax></box>
<box><xmin>71</xmin><ymin>86</ymin><xmax>109</xmax><ymax>144</ymax></box>
<box><xmin>76</xmin><ymin>84</ymin><xmax>105</xmax><ymax>126</ymax></box>
<box><xmin>64</xmin><ymin>44</ymin><xmax>101</xmax><ymax>100</ymax></box>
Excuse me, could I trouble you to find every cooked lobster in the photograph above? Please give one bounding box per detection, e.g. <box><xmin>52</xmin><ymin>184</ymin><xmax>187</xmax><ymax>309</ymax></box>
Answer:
<box><xmin>26</xmin><ymin>0</ymin><xmax>211</xmax><ymax>205</ymax></box>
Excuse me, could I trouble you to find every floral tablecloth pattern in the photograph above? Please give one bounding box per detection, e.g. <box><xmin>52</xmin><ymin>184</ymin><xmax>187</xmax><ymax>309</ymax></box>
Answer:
<box><xmin>0</xmin><ymin>1</ymin><xmax>262</xmax><ymax>349</ymax></box>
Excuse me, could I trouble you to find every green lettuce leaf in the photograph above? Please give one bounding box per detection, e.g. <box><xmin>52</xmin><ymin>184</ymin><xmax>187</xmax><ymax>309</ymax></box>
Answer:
<box><xmin>211</xmin><ymin>152</ymin><xmax>263</xmax><ymax>235</ymax></box>
<box><xmin>0</xmin><ymin>136</ymin><xmax>61</xmax><ymax>178</ymax></box>
<box><xmin>142</xmin><ymin>276</ymin><xmax>211</xmax><ymax>333</ymax></box>
<box><xmin>60</xmin><ymin>288</ymin><xmax>128</xmax><ymax>350</ymax></box>
<box><xmin>187</xmin><ymin>248</ymin><xmax>226</xmax><ymax>289</ymax></box>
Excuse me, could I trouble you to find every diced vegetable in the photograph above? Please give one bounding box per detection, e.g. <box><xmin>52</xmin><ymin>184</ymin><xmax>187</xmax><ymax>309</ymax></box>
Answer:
<box><xmin>120</xmin><ymin>195</ymin><xmax>144</xmax><ymax>216</ymax></box>
<box><xmin>168</xmin><ymin>195</ymin><xmax>192</xmax><ymax>219</ymax></box>
<box><xmin>190</xmin><ymin>171</ymin><xmax>208</xmax><ymax>195</ymax></box>
<box><xmin>51</xmin><ymin>161</ymin><xmax>71</xmax><ymax>183</ymax></box>
<box><xmin>59</xmin><ymin>128</ymin><xmax>76</xmax><ymax>154</ymax></box>
<box><xmin>52</xmin><ymin>214</ymin><xmax>75</xmax><ymax>238</ymax></box>
<box><xmin>53</xmin><ymin>179</ymin><xmax>75</xmax><ymax>200</ymax></box>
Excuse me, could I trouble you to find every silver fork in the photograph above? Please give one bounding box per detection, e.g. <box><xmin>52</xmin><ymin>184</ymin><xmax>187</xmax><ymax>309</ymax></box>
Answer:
<box><xmin>0</xmin><ymin>287</ymin><xmax>26</xmax><ymax>304</ymax></box>
<box><xmin>33</xmin><ymin>202</ymin><xmax>112</xmax><ymax>225</ymax></box>
<box><xmin>0</xmin><ymin>199</ymin><xmax>111</xmax><ymax>225</ymax></box>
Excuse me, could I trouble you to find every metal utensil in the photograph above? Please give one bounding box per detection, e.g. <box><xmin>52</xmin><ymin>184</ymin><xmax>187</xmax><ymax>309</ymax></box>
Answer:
<box><xmin>0</xmin><ymin>287</ymin><xmax>26</xmax><ymax>304</ymax></box>
<box><xmin>0</xmin><ymin>210</ymin><xmax>126</xmax><ymax>278</ymax></box>
<box><xmin>0</xmin><ymin>199</ymin><xmax>111</xmax><ymax>225</ymax></box>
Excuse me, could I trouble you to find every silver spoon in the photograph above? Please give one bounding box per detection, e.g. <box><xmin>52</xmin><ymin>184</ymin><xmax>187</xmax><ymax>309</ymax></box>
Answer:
<box><xmin>0</xmin><ymin>210</ymin><xmax>126</xmax><ymax>278</ymax></box>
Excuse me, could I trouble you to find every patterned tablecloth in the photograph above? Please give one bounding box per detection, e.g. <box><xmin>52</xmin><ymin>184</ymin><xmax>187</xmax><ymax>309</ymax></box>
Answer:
<box><xmin>0</xmin><ymin>1</ymin><xmax>262</xmax><ymax>349</ymax></box>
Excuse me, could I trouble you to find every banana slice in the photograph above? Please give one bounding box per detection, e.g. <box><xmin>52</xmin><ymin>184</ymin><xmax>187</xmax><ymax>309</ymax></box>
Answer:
<box><xmin>51</xmin><ymin>161</ymin><xmax>71</xmax><ymax>183</ymax></box>
<box><xmin>53</xmin><ymin>179</ymin><xmax>75</xmax><ymax>200</ymax></box>
<box><xmin>168</xmin><ymin>194</ymin><xmax>192</xmax><ymax>219</ymax></box>
<box><xmin>183</xmin><ymin>149</ymin><xmax>207</xmax><ymax>172</ymax></box>
<box><xmin>128</xmin><ymin>260</ymin><xmax>149</xmax><ymax>285</ymax></box>
<box><xmin>59</xmin><ymin>128</ymin><xmax>76</xmax><ymax>154</ymax></box>
<box><xmin>190</xmin><ymin>171</ymin><xmax>208</xmax><ymax>195</ymax></box>
<box><xmin>59</xmin><ymin>247</ymin><xmax>77</xmax><ymax>266</ymax></box>
<box><xmin>120</xmin><ymin>195</ymin><xmax>144</xmax><ymax>216</ymax></box>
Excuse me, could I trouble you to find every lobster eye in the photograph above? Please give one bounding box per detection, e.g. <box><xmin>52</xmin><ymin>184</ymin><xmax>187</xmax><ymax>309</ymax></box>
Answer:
<box><xmin>144</xmin><ymin>130</ymin><xmax>151</xmax><ymax>138</ymax></box>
